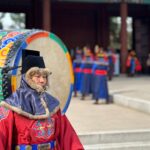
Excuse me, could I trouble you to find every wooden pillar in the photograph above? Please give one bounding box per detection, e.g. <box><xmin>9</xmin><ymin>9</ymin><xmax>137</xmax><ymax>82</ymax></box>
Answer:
<box><xmin>120</xmin><ymin>0</ymin><xmax>128</xmax><ymax>73</ymax></box>
<box><xmin>42</xmin><ymin>0</ymin><xmax>51</xmax><ymax>31</ymax></box>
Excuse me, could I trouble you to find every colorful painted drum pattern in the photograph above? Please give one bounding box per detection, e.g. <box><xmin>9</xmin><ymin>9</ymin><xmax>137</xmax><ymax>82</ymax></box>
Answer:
<box><xmin>0</xmin><ymin>30</ymin><xmax>74</xmax><ymax>114</ymax></box>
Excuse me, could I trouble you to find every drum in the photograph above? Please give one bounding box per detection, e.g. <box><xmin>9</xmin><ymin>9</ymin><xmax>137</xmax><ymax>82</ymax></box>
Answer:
<box><xmin>0</xmin><ymin>30</ymin><xmax>74</xmax><ymax>114</ymax></box>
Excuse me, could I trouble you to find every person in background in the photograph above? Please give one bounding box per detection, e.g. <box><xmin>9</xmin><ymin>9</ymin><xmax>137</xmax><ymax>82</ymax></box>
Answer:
<box><xmin>126</xmin><ymin>50</ymin><xmax>136</xmax><ymax>77</ymax></box>
<box><xmin>80</xmin><ymin>46</ymin><xmax>94</xmax><ymax>100</ymax></box>
<box><xmin>0</xmin><ymin>53</ymin><xmax>84</xmax><ymax>150</ymax></box>
<box><xmin>73</xmin><ymin>47</ymin><xmax>83</xmax><ymax>97</ymax></box>
<box><xmin>70</xmin><ymin>48</ymin><xmax>75</xmax><ymax>61</ymax></box>
<box><xmin>107</xmin><ymin>48</ymin><xmax>116</xmax><ymax>81</ymax></box>
<box><xmin>99</xmin><ymin>47</ymin><xmax>108</xmax><ymax>61</ymax></box>
<box><xmin>135</xmin><ymin>57</ymin><xmax>142</xmax><ymax>75</ymax></box>
<box><xmin>146</xmin><ymin>53</ymin><xmax>150</xmax><ymax>75</ymax></box>
<box><xmin>92</xmin><ymin>52</ymin><xmax>109</xmax><ymax>104</ymax></box>
<box><xmin>94</xmin><ymin>44</ymin><xmax>100</xmax><ymax>61</ymax></box>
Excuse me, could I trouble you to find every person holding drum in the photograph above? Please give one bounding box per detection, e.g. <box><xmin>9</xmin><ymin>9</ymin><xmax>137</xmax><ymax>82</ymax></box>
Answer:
<box><xmin>0</xmin><ymin>54</ymin><xmax>84</xmax><ymax>150</ymax></box>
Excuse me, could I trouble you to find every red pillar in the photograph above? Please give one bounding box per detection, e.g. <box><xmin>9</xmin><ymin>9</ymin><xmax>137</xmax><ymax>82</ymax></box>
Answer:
<box><xmin>42</xmin><ymin>0</ymin><xmax>51</xmax><ymax>31</ymax></box>
<box><xmin>120</xmin><ymin>0</ymin><xmax>128</xmax><ymax>73</ymax></box>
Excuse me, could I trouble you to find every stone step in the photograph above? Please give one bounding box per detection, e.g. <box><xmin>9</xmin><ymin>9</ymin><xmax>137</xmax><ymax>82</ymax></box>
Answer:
<box><xmin>112</xmin><ymin>93</ymin><xmax>150</xmax><ymax>114</ymax></box>
<box><xmin>84</xmin><ymin>141</ymin><xmax>150</xmax><ymax>150</ymax></box>
<box><xmin>79</xmin><ymin>130</ymin><xmax>150</xmax><ymax>145</ymax></box>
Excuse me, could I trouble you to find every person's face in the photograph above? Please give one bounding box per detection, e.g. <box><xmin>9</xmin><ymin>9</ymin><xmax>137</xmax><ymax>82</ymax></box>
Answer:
<box><xmin>31</xmin><ymin>73</ymin><xmax>47</xmax><ymax>87</ymax></box>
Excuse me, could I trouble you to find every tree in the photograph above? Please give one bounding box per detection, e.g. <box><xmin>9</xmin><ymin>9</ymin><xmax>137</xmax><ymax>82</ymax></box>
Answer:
<box><xmin>9</xmin><ymin>13</ymin><xmax>25</xmax><ymax>29</ymax></box>
<box><xmin>0</xmin><ymin>13</ymin><xmax>5</xmax><ymax>29</ymax></box>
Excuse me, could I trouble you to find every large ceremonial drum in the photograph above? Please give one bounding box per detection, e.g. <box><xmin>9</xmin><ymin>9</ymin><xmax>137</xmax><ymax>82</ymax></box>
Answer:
<box><xmin>0</xmin><ymin>30</ymin><xmax>74</xmax><ymax>114</ymax></box>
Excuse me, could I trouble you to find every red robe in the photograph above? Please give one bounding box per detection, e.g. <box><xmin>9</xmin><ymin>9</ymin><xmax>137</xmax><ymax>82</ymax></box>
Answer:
<box><xmin>0</xmin><ymin>106</ymin><xmax>84</xmax><ymax>150</ymax></box>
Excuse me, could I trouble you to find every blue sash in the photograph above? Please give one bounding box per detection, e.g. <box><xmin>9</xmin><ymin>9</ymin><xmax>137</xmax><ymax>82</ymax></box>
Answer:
<box><xmin>15</xmin><ymin>140</ymin><xmax>56</xmax><ymax>150</ymax></box>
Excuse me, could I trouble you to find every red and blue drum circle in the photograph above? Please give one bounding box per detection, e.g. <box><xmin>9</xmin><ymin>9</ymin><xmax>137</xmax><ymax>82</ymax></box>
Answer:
<box><xmin>0</xmin><ymin>30</ymin><xmax>74</xmax><ymax>114</ymax></box>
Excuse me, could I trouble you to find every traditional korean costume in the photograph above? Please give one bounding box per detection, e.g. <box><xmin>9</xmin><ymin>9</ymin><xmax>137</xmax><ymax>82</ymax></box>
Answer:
<box><xmin>0</xmin><ymin>55</ymin><xmax>84</xmax><ymax>150</ymax></box>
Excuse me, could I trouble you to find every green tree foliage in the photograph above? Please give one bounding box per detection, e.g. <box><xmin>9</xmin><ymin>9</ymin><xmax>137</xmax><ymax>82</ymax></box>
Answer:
<box><xmin>10</xmin><ymin>13</ymin><xmax>25</xmax><ymax>29</ymax></box>
<box><xmin>0</xmin><ymin>13</ymin><xmax>6</xmax><ymax>29</ymax></box>
<box><xmin>109</xmin><ymin>17</ymin><xmax>132</xmax><ymax>50</ymax></box>
<box><xmin>109</xmin><ymin>17</ymin><xmax>121</xmax><ymax>49</ymax></box>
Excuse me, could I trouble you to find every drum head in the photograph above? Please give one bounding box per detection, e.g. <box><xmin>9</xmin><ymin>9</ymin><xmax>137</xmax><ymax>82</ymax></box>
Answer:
<box><xmin>0</xmin><ymin>30</ymin><xmax>74</xmax><ymax>113</ymax></box>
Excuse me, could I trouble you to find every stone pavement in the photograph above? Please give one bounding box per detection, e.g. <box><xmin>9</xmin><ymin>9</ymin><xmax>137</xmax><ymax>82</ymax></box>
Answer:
<box><xmin>108</xmin><ymin>75</ymin><xmax>150</xmax><ymax>102</ymax></box>
<box><xmin>66</xmin><ymin>74</ymin><xmax>150</xmax><ymax>133</ymax></box>
<box><xmin>67</xmin><ymin>96</ymin><xmax>150</xmax><ymax>133</ymax></box>
<box><xmin>66</xmin><ymin>75</ymin><xmax>150</xmax><ymax>149</ymax></box>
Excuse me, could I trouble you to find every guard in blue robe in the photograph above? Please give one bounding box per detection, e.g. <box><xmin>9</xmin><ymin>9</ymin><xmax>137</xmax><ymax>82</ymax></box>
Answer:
<box><xmin>107</xmin><ymin>49</ymin><xmax>115</xmax><ymax>81</ymax></box>
<box><xmin>126</xmin><ymin>51</ymin><xmax>136</xmax><ymax>77</ymax></box>
<box><xmin>92</xmin><ymin>53</ymin><xmax>109</xmax><ymax>104</ymax></box>
<box><xmin>80</xmin><ymin>47</ymin><xmax>94</xmax><ymax>100</ymax></box>
<box><xmin>73</xmin><ymin>48</ymin><xmax>83</xmax><ymax>97</ymax></box>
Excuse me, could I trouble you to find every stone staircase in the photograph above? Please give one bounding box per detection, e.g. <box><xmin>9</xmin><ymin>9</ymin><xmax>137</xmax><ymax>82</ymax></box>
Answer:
<box><xmin>68</xmin><ymin>76</ymin><xmax>150</xmax><ymax>150</ymax></box>
<box><xmin>79</xmin><ymin>130</ymin><xmax>150</xmax><ymax>150</ymax></box>
<box><xmin>112</xmin><ymin>93</ymin><xmax>150</xmax><ymax>115</ymax></box>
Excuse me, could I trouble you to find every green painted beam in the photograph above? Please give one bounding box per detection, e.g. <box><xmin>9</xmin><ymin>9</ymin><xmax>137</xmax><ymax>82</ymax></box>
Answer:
<box><xmin>57</xmin><ymin>0</ymin><xmax>150</xmax><ymax>4</ymax></box>
<box><xmin>143</xmin><ymin>0</ymin><xmax>150</xmax><ymax>4</ymax></box>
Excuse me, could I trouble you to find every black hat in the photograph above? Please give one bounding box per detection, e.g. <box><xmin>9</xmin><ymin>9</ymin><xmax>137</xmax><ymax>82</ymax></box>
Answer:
<box><xmin>21</xmin><ymin>49</ymin><xmax>45</xmax><ymax>74</ymax></box>
<box><xmin>22</xmin><ymin>49</ymin><xmax>40</xmax><ymax>62</ymax></box>
<box><xmin>22</xmin><ymin>55</ymin><xmax>46</xmax><ymax>74</ymax></box>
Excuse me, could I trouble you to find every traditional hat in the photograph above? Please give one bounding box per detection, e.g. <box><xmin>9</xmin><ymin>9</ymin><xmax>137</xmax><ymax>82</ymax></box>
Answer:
<box><xmin>22</xmin><ymin>55</ymin><xmax>46</xmax><ymax>74</ymax></box>
<box><xmin>85</xmin><ymin>48</ymin><xmax>92</xmax><ymax>57</ymax></box>
<box><xmin>97</xmin><ymin>52</ymin><xmax>105</xmax><ymax>57</ymax></box>
<box><xmin>22</xmin><ymin>49</ymin><xmax>40</xmax><ymax>62</ymax></box>
<box><xmin>21</xmin><ymin>49</ymin><xmax>46</xmax><ymax>74</ymax></box>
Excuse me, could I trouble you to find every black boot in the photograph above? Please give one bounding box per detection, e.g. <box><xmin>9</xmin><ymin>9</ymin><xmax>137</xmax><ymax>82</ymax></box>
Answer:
<box><xmin>81</xmin><ymin>94</ymin><xmax>85</xmax><ymax>100</ymax></box>
<box><xmin>106</xmin><ymin>98</ymin><xmax>110</xmax><ymax>104</ymax></box>
<box><xmin>94</xmin><ymin>99</ymin><xmax>99</xmax><ymax>104</ymax></box>
<box><xmin>73</xmin><ymin>91</ymin><xmax>77</xmax><ymax>97</ymax></box>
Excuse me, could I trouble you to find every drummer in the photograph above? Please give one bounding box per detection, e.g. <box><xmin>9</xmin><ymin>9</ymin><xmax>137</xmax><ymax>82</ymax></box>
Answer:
<box><xmin>0</xmin><ymin>51</ymin><xmax>84</xmax><ymax>149</ymax></box>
